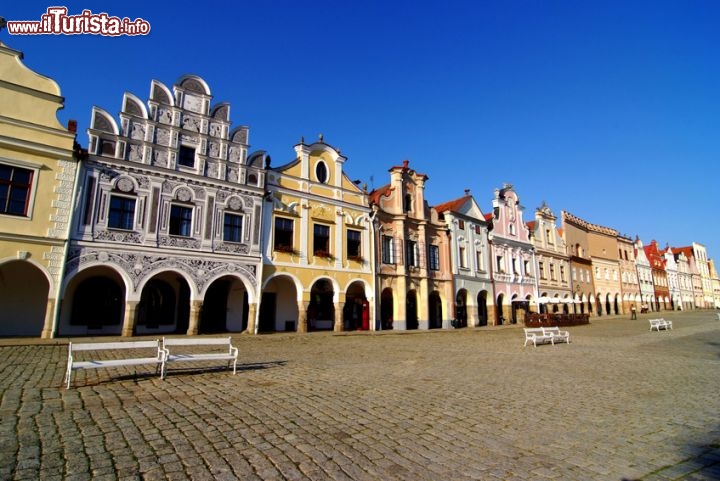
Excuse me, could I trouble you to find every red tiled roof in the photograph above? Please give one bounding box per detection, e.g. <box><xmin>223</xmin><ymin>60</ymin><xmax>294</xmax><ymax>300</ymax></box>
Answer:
<box><xmin>368</xmin><ymin>184</ymin><xmax>392</xmax><ymax>205</ymax></box>
<box><xmin>434</xmin><ymin>195</ymin><xmax>470</xmax><ymax>214</ymax></box>
<box><xmin>526</xmin><ymin>220</ymin><xmax>536</xmax><ymax>231</ymax></box>
<box><xmin>484</xmin><ymin>212</ymin><xmax>493</xmax><ymax>221</ymax></box>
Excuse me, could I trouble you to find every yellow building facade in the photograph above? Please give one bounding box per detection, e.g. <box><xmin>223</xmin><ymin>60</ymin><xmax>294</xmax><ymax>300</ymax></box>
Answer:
<box><xmin>0</xmin><ymin>42</ymin><xmax>78</xmax><ymax>337</ymax></box>
<box><xmin>259</xmin><ymin>139</ymin><xmax>375</xmax><ymax>332</ymax></box>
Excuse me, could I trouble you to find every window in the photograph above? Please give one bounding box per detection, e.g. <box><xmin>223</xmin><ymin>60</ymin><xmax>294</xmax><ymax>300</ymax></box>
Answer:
<box><xmin>475</xmin><ymin>225</ymin><xmax>481</xmax><ymax>235</ymax></box>
<box><xmin>223</xmin><ymin>213</ymin><xmax>243</xmax><ymax>243</ymax></box>
<box><xmin>476</xmin><ymin>250</ymin><xmax>484</xmax><ymax>271</ymax></box>
<box><xmin>169</xmin><ymin>205</ymin><xmax>193</xmax><ymax>236</ymax></box>
<box><xmin>313</xmin><ymin>224</ymin><xmax>330</xmax><ymax>256</ymax></box>
<box><xmin>178</xmin><ymin>146</ymin><xmax>196</xmax><ymax>168</ymax></box>
<box><xmin>512</xmin><ymin>257</ymin><xmax>519</xmax><ymax>275</ymax></box>
<box><xmin>382</xmin><ymin>235</ymin><xmax>394</xmax><ymax>264</ymax></box>
<box><xmin>108</xmin><ymin>195</ymin><xmax>136</xmax><ymax>230</ymax></box>
<box><xmin>546</xmin><ymin>229</ymin><xmax>553</xmax><ymax>244</ymax></box>
<box><xmin>560</xmin><ymin>265</ymin><xmax>566</xmax><ymax>282</ymax></box>
<box><xmin>496</xmin><ymin>255</ymin><xmax>504</xmax><ymax>273</ymax></box>
<box><xmin>524</xmin><ymin>260</ymin><xmax>532</xmax><ymax>277</ymax></box>
<box><xmin>406</xmin><ymin>240</ymin><xmax>418</xmax><ymax>267</ymax></box>
<box><xmin>429</xmin><ymin>245</ymin><xmax>440</xmax><ymax>270</ymax></box>
<box><xmin>274</xmin><ymin>217</ymin><xmax>294</xmax><ymax>252</ymax></box>
<box><xmin>550</xmin><ymin>263</ymin><xmax>556</xmax><ymax>280</ymax></box>
<box><xmin>539</xmin><ymin>261</ymin><xmax>545</xmax><ymax>279</ymax></box>
<box><xmin>347</xmin><ymin>229</ymin><xmax>361</xmax><ymax>258</ymax></box>
<box><xmin>0</xmin><ymin>164</ymin><xmax>33</xmax><ymax>216</ymax></box>
<box><xmin>315</xmin><ymin>162</ymin><xmax>328</xmax><ymax>183</ymax></box>
<box><xmin>509</xmin><ymin>223</ymin><xmax>516</xmax><ymax>235</ymax></box>
<box><xmin>459</xmin><ymin>246</ymin><xmax>467</xmax><ymax>268</ymax></box>
<box><xmin>404</xmin><ymin>194</ymin><xmax>413</xmax><ymax>213</ymax></box>
<box><xmin>458</xmin><ymin>219</ymin><xmax>465</xmax><ymax>230</ymax></box>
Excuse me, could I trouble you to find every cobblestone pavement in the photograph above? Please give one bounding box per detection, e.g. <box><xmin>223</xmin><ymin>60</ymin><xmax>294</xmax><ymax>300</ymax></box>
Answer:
<box><xmin>1</xmin><ymin>311</ymin><xmax>720</xmax><ymax>481</ymax></box>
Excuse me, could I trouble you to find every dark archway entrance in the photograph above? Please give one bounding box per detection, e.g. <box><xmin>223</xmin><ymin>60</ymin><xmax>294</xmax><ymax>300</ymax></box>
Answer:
<box><xmin>455</xmin><ymin>289</ymin><xmax>467</xmax><ymax>328</ymax></box>
<box><xmin>201</xmin><ymin>277</ymin><xmax>249</xmax><ymax>333</ymax></box>
<box><xmin>406</xmin><ymin>290</ymin><xmax>418</xmax><ymax>330</ymax></box>
<box><xmin>137</xmin><ymin>273</ymin><xmax>190</xmax><ymax>334</ymax></box>
<box><xmin>496</xmin><ymin>293</ymin><xmax>505</xmax><ymax>325</ymax></box>
<box><xmin>345</xmin><ymin>281</ymin><xmax>368</xmax><ymax>331</ymax></box>
<box><xmin>260</xmin><ymin>276</ymin><xmax>298</xmax><ymax>332</ymax></box>
<box><xmin>380</xmin><ymin>288</ymin><xmax>394</xmax><ymax>330</ymax></box>
<box><xmin>429</xmin><ymin>291</ymin><xmax>442</xmax><ymax>329</ymax></box>
<box><xmin>309</xmin><ymin>279</ymin><xmax>334</xmax><ymax>331</ymax></box>
<box><xmin>477</xmin><ymin>291</ymin><xmax>488</xmax><ymax>327</ymax></box>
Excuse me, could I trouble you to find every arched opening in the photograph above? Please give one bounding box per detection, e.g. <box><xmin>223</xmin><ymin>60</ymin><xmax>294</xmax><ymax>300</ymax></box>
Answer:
<box><xmin>605</xmin><ymin>294</ymin><xmax>612</xmax><ymax>315</ymax></box>
<box><xmin>137</xmin><ymin>273</ymin><xmax>191</xmax><ymax>334</ymax></box>
<box><xmin>496</xmin><ymin>293</ymin><xmax>505</xmax><ymax>325</ymax></box>
<box><xmin>68</xmin><ymin>274</ymin><xmax>124</xmax><ymax>334</ymax></box>
<box><xmin>428</xmin><ymin>291</ymin><xmax>442</xmax><ymax>329</ymax></box>
<box><xmin>455</xmin><ymin>289</ymin><xmax>468</xmax><ymax>328</ymax></box>
<box><xmin>308</xmin><ymin>279</ymin><xmax>334</xmax><ymax>331</ymax></box>
<box><xmin>0</xmin><ymin>260</ymin><xmax>50</xmax><ymax>336</ymax></box>
<box><xmin>344</xmin><ymin>281</ymin><xmax>369</xmax><ymax>331</ymax></box>
<box><xmin>259</xmin><ymin>275</ymin><xmax>298</xmax><ymax>332</ymax></box>
<box><xmin>380</xmin><ymin>288</ymin><xmax>394</xmax><ymax>330</ymax></box>
<box><xmin>477</xmin><ymin>291</ymin><xmax>488</xmax><ymax>327</ymax></box>
<box><xmin>201</xmin><ymin>276</ymin><xmax>249</xmax><ymax>333</ymax></box>
<box><xmin>596</xmin><ymin>294</ymin><xmax>603</xmax><ymax>316</ymax></box>
<box><xmin>406</xmin><ymin>290</ymin><xmax>418</xmax><ymax>330</ymax></box>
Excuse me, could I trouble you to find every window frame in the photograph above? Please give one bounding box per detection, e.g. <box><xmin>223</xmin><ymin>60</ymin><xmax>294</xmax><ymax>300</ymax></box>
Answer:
<box><xmin>169</xmin><ymin>204</ymin><xmax>193</xmax><ymax>237</ymax></box>
<box><xmin>0</xmin><ymin>162</ymin><xmax>36</xmax><ymax>218</ymax></box>
<box><xmin>178</xmin><ymin>145</ymin><xmax>196</xmax><ymax>168</ymax></box>
<box><xmin>429</xmin><ymin>245</ymin><xmax>440</xmax><ymax>271</ymax></box>
<box><xmin>382</xmin><ymin>235</ymin><xmax>394</xmax><ymax>264</ymax></box>
<box><xmin>347</xmin><ymin>229</ymin><xmax>362</xmax><ymax>259</ymax></box>
<box><xmin>107</xmin><ymin>194</ymin><xmax>137</xmax><ymax>231</ymax></box>
<box><xmin>273</xmin><ymin>217</ymin><xmax>295</xmax><ymax>252</ymax></box>
<box><xmin>313</xmin><ymin>223</ymin><xmax>331</xmax><ymax>257</ymax></box>
<box><xmin>223</xmin><ymin>212</ymin><xmax>244</xmax><ymax>243</ymax></box>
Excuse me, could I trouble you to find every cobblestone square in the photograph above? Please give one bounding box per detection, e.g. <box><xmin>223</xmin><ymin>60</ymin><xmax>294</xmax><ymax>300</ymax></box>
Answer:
<box><xmin>2</xmin><ymin>310</ymin><xmax>719</xmax><ymax>480</ymax></box>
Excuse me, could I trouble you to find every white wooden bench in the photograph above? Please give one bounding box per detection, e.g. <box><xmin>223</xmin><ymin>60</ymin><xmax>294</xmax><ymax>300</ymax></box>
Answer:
<box><xmin>64</xmin><ymin>340</ymin><xmax>166</xmax><ymax>389</ymax></box>
<box><xmin>649</xmin><ymin>318</ymin><xmax>672</xmax><ymax>331</ymax></box>
<box><xmin>523</xmin><ymin>328</ymin><xmax>554</xmax><ymax>347</ymax></box>
<box><xmin>542</xmin><ymin>326</ymin><xmax>570</xmax><ymax>344</ymax></box>
<box><xmin>162</xmin><ymin>337</ymin><xmax>239</xmax><ymax>379</ymax></box>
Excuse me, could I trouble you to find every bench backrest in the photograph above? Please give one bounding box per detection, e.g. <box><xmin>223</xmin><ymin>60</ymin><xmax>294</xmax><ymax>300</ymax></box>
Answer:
<box><xmin>163</xmin><ymin>337</ymin><xmax>232</xmax><ymax>347</ymax></box>
<box><xmin>542</xmin><ymin>327</ymin><xmax>560</xmax><ymax>333</ymax></box>
<box><xmin>524</xmin><ymin>328</ymin><xmax>545</xmax><ymax>335</ymax></box>
<box><xmin>69</xmin><ymin>340</ymin><xmax>161</xmax><ymax>352</ymax></box>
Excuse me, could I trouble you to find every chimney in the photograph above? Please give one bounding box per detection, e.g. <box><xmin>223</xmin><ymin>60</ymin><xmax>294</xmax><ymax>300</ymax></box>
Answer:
<box><xmin>67</xmin><ymin>120</ymin><xmax>77</xmax><ymax>133</ymax></box>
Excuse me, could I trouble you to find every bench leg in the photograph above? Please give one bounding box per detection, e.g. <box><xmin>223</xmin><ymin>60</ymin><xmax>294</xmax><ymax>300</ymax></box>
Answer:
<box><xmin>64</xmin><ymin>365</ymin><xmax>72</xmax><ymax>389</ymax></box>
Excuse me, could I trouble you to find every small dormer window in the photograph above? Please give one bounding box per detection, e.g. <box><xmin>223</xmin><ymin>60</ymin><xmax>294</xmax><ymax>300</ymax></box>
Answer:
<box><xmin>404</xmin><ymin>194</ymin><xmax>413</xmax><ymax>213</ymax></box>
<box><xmin>315</xmin><ymin>161</ymin><xmax>328</xmax><ymax>184</ymax></box>
<box><xmin>178</xmin><ymin>146</ymin><xmax>196</xmax><ymax>168</ymax></box>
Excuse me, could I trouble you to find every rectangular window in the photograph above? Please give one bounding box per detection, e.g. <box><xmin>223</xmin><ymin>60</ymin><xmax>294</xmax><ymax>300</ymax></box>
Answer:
<box><xmin>429</xmin><ymin>245</ymin><xmax>440</xmax><ymax>270</ymax></box>
<box><xmin>539</xmin><ymin>261</ymin><xmax>545</xmax><ymax>279</ymax></box>
<box><xmin>406</xmin><ymin>240</ymin><xmax>418</xmax><ymax>267</ymax></box>
<box><xmin>475</xmin><ymin>225</ymin><xmax>481</xmax><ymax>235</ymax></box>
<box><xmin>459</xmin><ymin>246</ymin><xmax>467</xmax><ymax>268</ymax></box>
<box><xmin>496</xmin><ymin>255</ymin><xmax>504</xmax><ymax>273</ymax></box>
<box><xmin>524</xmin><ymin>260</ymin><xmax>532</xmax><ymax>277</ymax></box>
<box><xmin>274</xmin><ymin>217</ymin><xmax>294</xmax><ymax>252</ymax></box>
<box><xmin>560</xmin><ymin>265</ymin><xmax>566</xmax><ymax>282</ymax></box>
<box><xmin>347</xmin><ymin>229</ymin><xmax>361</xmax><ymax>258</ymax></box>
<box><xmin>108</xmin><ymin>195</ymin><xmax>136</xmax><ymax>230</ymax></box>
<box><xmin>223</xmin><ymin>213</ymin><xmax>243</xmax><ymax>243</ymax></box>
<box><xmin>458</xmin><ymin>219</ymin><xmax>465</xmax><ymax>230</ymax></box>
<box><xmin>313</xmin><ymin>224</ymin><xmax>330</xmax><ymax>256</ymax></box>
<box><xmin>550</xmin><ymin>263</ymin><xmax>556</xmax><ymax>280</ymax></box>
<box><xmin>512</xmin><ymin>257</ymin><xmax>519</xmax><ymax>275</ymax></box>
<box><xmin>382</xmin><ymin>235</ymin><xmax>394</xmax><ymax>264</ymax></box>
<box><xmin>0</xmin><ymin>164</ymin><xmax>33</xmax><ymax>216</ymax></box>
<box><xmin>169</xmin><ymin>204</ymin><xmax>193</xmax><ymax>236</ymax></box>
<box><xmin>178</xmin><ymin>146</ymin><xmax>196</xmax><ymax>168</ymax></box>
<box><xmin>476</xmin><ymin>250</ymin><xmax>484</xmax><ymax>271</ymax></box>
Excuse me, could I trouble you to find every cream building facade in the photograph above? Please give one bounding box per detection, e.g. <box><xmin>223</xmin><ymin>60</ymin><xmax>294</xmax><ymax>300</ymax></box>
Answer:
<box><xmin>60</xmin><ymin>75</ymin><xmax>265</xmax><ymax>336</ymax></box>
<box><xmin>370</xmin><ymin>160</ymin><xmax>453</xmax><ymax>330</ymax></box>
<box><xmin>634</xmin><ymin>238</ymin><xmax>656</xmax><ymax>311</ymax></box>
<box><xmin>436</xmin><ymin>190</ymin><xmax>493</xmax><ymax>327</ymax></box>
<box><xmin>0</xmin><ymin>42</ymin><xmax>79</xmax><ymax>338</ymax></box>
<box><xmin>528</xmin><ymin>202</ymin><xmax>571</xmax><ymax>311</ymax></box>
<box><xmin>260</xmin><ymin>139</ymin><xmax>374</xmax><ymax>333</ymax></box>
<box><xmin>618</xmin><ymin>235</ymin><xmax>640</xmax><ymax>312</ymax></box>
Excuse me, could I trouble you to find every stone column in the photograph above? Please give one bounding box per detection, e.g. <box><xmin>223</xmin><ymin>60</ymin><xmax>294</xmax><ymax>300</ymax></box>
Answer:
<box><xmin>246</xmin><ymin>303</ymin><xmax>257</xmax><ymax>334</ymax></box>
<box><xmin>334</xmin><ymin>301</ymin><xmax>345</xmax><ymax>332</ymax></box>
<box><xmin>418</xmin><ymin>278</ymin><xmax>429</xmax><ymax>330</ymax></box>
<box><xmin>186</xmin><ymin>300</ymin><xmax>202</xmax><ymax>335</ymax></box>
<box><xmin>41</xmin><ymin>298</ymin><xmax>56</xmax><ymax>339</ymax></box>
<box><xmin>121</xmin><ymin>300</ymin><xmax>139</xmax><ymax>337</ymax></box>
<box><xmin>297</xmin><ymin>301</ymin><xmax>308</xmax><ymax>333</ymax></box>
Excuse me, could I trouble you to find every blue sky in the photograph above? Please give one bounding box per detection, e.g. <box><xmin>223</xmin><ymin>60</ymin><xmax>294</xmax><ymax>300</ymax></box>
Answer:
<box><xmin>3</xmin><ymin>1</ymin><xmax>719</xmax><ymax>262</ymax></box>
